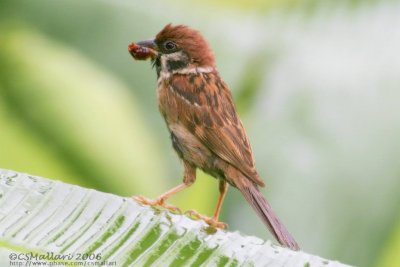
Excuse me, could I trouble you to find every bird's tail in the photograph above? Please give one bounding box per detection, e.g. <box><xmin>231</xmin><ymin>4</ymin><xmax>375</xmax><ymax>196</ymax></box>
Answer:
<box><xmin>237</xmin><ymin>180</ymin><xmax>300</xmax><ymax>250</ymax></box>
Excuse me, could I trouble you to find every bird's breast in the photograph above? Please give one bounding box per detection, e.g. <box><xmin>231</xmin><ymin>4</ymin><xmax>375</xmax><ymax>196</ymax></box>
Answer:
<box><xmin>157</xmin><ymin>77</ymin><xmax>179</xmax><ymax>124</ymax></box>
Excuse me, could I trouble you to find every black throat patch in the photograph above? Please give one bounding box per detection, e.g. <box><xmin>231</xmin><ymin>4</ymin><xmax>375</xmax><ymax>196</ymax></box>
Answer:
<box><xmin>152</xmin><ymin>57</ymin><xmax>161</xmax><ymax>77</ymax></box>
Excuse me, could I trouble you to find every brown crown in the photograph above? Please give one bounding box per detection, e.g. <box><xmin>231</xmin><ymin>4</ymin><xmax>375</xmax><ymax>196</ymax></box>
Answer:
<box><xmin>155</xmin><ymin>24</ymin><xmax>216</xmax><ymax>67</ymax></box>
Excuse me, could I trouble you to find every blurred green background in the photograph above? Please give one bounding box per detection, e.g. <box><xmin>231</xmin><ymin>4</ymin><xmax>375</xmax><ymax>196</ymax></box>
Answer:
<box><xmin>0</xmin><ymin>0</ymin><xmax>399</xmax><ymax>266</ymax></box>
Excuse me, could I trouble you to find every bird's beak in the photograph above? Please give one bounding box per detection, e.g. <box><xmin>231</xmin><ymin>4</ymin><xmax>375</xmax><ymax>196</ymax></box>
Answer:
<box><xmin>128</xmin><ymin>39</ymin><xmax>158</xmax><ymax>60</ymax></box>
<box><xmin>136</xmin><ymin>39</ymin><xmax>157</xmax><ymax>50</ymax></box>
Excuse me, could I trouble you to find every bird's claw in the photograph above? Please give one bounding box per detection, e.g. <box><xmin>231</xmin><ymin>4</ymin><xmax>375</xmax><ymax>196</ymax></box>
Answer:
<box><xmin>185</xmin><ymin>209</ymin><xmax>228</xmax><ymax>229</ymax></box>
<box><xmin>132</xmin><ymin>195</ymin><xmax>181</xmax><ymax>213</ymax></box>
<box><xmin>133</xmin><ymin>195</ymin><xmax>155</xmax><ymax>205</ymax></box>
<box><xmin>161</xmin><ymin>202</ymin><xmax>181</xmax><ymax>213</ymax></box>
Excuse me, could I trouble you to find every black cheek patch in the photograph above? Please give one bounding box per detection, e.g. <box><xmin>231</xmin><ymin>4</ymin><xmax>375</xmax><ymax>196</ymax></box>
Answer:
<box><xmin>167</xmin><ymin>59</ymin><xmax>189</xmax><ymax>71</ymax></box>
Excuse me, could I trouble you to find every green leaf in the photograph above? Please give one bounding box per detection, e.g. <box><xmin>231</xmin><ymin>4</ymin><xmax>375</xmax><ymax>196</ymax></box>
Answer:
<box><xmin>0</xmin><ymin>169</ymin><xmax>351</xmax><ymax>266</ymax></box>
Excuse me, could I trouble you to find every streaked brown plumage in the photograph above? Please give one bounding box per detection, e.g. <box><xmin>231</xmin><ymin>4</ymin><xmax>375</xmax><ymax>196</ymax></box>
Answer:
<box><xmin>129</xmin><ymin>24</ymin><xmax>299</xmax><ymax>250</ymax></box>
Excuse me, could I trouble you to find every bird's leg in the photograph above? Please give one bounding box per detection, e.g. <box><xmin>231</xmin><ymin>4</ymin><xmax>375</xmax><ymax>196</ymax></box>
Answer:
<box><xmin>212</xmin><ymin>180</ymin><xmax>229</xmax><ymax>222</ymax></box>
<box><xmin>186</xmin><ymin>180</ymin><xmax>229</xmax><ymax>229</ymax></box>
<box><xmin>133</xmin><ymin>162</ymin><xmax>196</xmax><ymax>213</ymax></box>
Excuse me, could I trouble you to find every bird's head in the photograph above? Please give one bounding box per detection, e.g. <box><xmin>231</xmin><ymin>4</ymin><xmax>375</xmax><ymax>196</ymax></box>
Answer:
<box><xmin>129</xmin><ymin>24</ymin><xmax>216</xmax><ymax>75</ymax></box>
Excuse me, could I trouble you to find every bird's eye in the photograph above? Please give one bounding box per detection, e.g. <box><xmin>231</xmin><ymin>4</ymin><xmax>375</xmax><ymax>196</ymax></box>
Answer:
<box><xmin>164</xmin><ymin>41</ymin><xmax>177</xmax><ymax>51</ymax></box>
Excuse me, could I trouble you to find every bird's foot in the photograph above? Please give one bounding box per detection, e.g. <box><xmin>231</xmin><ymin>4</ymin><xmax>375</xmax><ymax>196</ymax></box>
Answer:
<box><xmin>132</xmin><ymin>195</ymin><xmax>181</xmax><ymax>213</ymax></box>
<box><xmin>185</xmin><ymin>209</ymin><xmax>228</xmax><ymax>229</ymax></box>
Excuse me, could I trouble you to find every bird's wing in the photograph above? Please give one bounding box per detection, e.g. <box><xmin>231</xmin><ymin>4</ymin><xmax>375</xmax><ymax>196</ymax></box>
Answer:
<box><xmin>170</xmin><ymin>72</ymin><xmax>265</xmax><ymax>186</ymax></box>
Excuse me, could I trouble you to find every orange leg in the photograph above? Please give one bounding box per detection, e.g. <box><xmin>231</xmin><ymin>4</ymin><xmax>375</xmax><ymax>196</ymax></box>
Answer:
<box><xmin>212</xmin><ymin>180</ymin><xmax>228</xmax><ymax>221</ymax></box>
<box><xmin>133</xmin><ymin>162</ymin><xmax>196</xmax><ymax>213</ymax></box>
<box><xmin>186</xmin><ymin>180</ymin><xmax>229</xmax><ymax>228</ymax></box>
